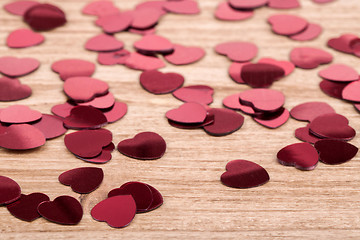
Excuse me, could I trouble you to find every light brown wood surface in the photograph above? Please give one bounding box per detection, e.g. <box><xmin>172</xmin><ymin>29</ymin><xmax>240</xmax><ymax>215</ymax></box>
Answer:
<box><xmin>1</xmin><ymin>0</ymin><xmax>360</xmax><ymax>239</ymax></box>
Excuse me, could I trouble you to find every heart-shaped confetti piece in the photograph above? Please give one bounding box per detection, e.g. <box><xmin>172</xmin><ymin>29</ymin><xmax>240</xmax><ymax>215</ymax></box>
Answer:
<box><xmin>164</xmin><ymin>44</ymin><xmax>205</xmax><ymax>65</ymax></box>
<box><xmin>64</xmin><ymin>129</ymin><xmax>112</xmax><ymax>158</ymax></box>
<box><xmin>215</xmin><ymin>41</ymin><xmax>258</xmax><ymax>62</ymax></box>
<box><xmin>258</xmin><ymin>58</ymin><xmax>294</xmax><ymax>76</ymax></box>
<box><xmin>140</xmin><ymin>70</ymin><xmax>184</xmax><ymax>94</ymax></box>
<box><xmin>7</xmin><ymin>193</ymin><xmax>49</xmax><ymax>222</ymax></box>
<box><xmin>63</xmin><ymin>77</ymin><xmax>108</xmax><ymax>102</ymax></box>
<box><xmin>0</xmin><ymin>105</ymin><xmax>42</xmax><ymax>124</ymax></box>
<box><xmin>239</xmin><ymin>88</ymin><xmax>285</xmax><ymax>112</ymax></box>
<box><xmin>228</xmin><ymin>62</ymin><xmax>250</xmax><ymax>84</ymax></box>
<box><xmin>295</xmin><ymin>125</ymin><xmax>321</xmax><ymax>144</ymax></box>
<box><xmin>327</xmin><ymin>34</ymin><xmax>359</xmax><ymax>54</ymax></box>
<box><xmin>268</xmin><ymin>14</ymin><xmax>308</xmax><ymax>36</ymax></box>
<box><xmin>117</xmin><ymin>132</ymin><xmax>166</xmax><ymax>160</ymax></box>
<box><xmin>166</xmin><ymin>102</ymin><xmax>207</xmax><ymax>124</ymax></box>
<box><xmin>319</xmin><ymin>64</ymin><xmax>359</xmax><ymax>82</ymax></box>
<box><xmin>134</xmin><ymin>34</ymin><xmax>173</xmax><ymax>54</ymax></box>
<box><xmin>97</xmin><ymin>49</ymin><xmax>131</xmax><ymax>66</ymax></box>
<box><xmin>95</xmin><ymin>12</ymin><xmax>133</xmax><ymax>34</ymax></box>
<box><xmin>91</xmin><ymin>195</ymin><xmax>136</xmax><ymax>228</ymax></box>
<box><xmin>0</xmin><ymin>77</ymin><xmax>32</xmax><ymax>101</ymax></box>
<box><xmin>103</xmin><ymin>101</ymin><xmax>128</xmax><ymax>123</ymax></box>
<box><xmin>228</xmin><ymin>0</ymin><xmax>268</xmax><ymax>9</ymax></box>
<box><xmin>59</xmin><ymin>167</ymin><xmax>104</xmax><ymax>194</ymax></box>
<box><xmin>267</xmin><ymin>0</ymin><xmax>300</xmax><ymax>9</ymax></box>
<box><xmin>78</xmin><ymin>143</ymin><xmax>114</xmax><ymax>164</ymax></box>
<box><xmin>342</xmin><ymin>81</ymin><xmax>360</xmax><ymax>102</ymax></box>
<box><xmin>63</xmin><ymin>106</ymin><xmax>108</xmax><ymax>130</ymax></box>
<box><xmin>309</xmin><ymin>113</ymin><xmax>356</xmax><ymax>140</ymax></box>
<box><xmin>215</xmin><ymin>2</ymin><xmax>254</xmax><ymax>21</ymax></box>
<box><xmin>131</xmin><ymin>8</ymin><xmax>163</xmax><ymax>29</ymax></box>
<box><xmin>51</xmin><ymin>102</ymin><xmax>75</xmax><ymax>118</ymax></box>
<box><xmin>172</xmin><ymin>85</ymin><xmax>214</xmax><ymax>105</ymax></box>
<box><xmin>82</xmin><ymin>0</ymin><xmax>120</xmax><ymax>17</ymax></box>
<box><xmin>0</xmin><ymin>124</ymin><xmax>46</xmax><ymax>150</ymax></box>
<box><xmin>221</xmin><ymin>160</ymin><xmax>270</xmax><ymax>188</ymax></box>
<box><xmin>108</xmin><ymin>182</ymin><xmax>153</xmax><ymax>213</ymax></box>
<box><xmin>4</xmin><ymin>1</ymin><xmax>40</xmax><ymax>16</ymax></box>
<box><xmin>7</xmin><ymin>29</ymin><xmax>44</xmax><ymax>48</ymax></box>
<box><xmin>78</xmin><ymin>93</ymin><xmax>115</xmax><ymax>109</ymax></box>
<box><xmin>135</xmin><ymin>1</ymin><xmax>167</xmax><ymax>15</ymax></box>
<box><xmin>290</xmin><ymin>102</ymin><xmax>335</xmax><ymax>122</ymax></box>
<box><xmin>85</xmin><ymin>34</ymin><xmax>124</xmax><ymax>52</ymax></box>
<box><xmin>168</xmin><ymin>110</ymin><xmax>214</xmax><ymax>129</ymax></box>
<box><xmin>290</xmin><ymin>47</ymin><xmax>333</xmax><ymax>69</ymax></box>
<box><xmin>24</xmin><ymin>3</ymin><xmax>67</xmax><ymax>31</ymax></box>
<box><xmin>314</xmin><ymin>139</ymin><xmax>358</xmax><ymax>165</ymax></box>
<box><xmin>52</xmin><ymin>59</ymin><xmax>96</xmax><ymax>81</ymax></box>
<box><xmin>38</xmin><ymin>196</ymin><xmax>83</xmax><ymax>225</ymax></box>
<box><xmin>163</xmin><ymin>0</ymin><xmax>200</xmax><ymax>14</ymax></box>
<box><xmin>290</xmin><ymin>23</ymin><xmax>322</xmax><ymax>41</ymax></box>
<box><xmin>241</xmin><ymin>63</ymin><xmax>285</xmax><ymax>88</ymax></box>
<box><xmin>277</xmin><ymin>142</ymin><xmax>319</xmax><ymax>170</ymax></box>
<box><xmin>203</xmin><ymin>108</ymin><xmax>244</xmax><ymax>136</ymax></box>
<box><xmin>32</xmin><ymin>114</ymin><xmax>66</xmax><ymax>139</ymax></box>
<box><xmin>223</xmin><ymin>93</ymin><xmax>256</xmax><ymax>114</ymax></box>
<box><xmin>253</xmin><ymin>108</ymin><xmax>289</xmax><ymax>129</ymax></box>
<box><xmin>0</xmin><ymin>176</ymin><xmax>21</xmax><ymax>205</ymax></box>
<box><xmin>319</xmin><ymin>80</ymin><xmax>348</xmax><ymax>99</ymax></box>
<box><xmin>0</xmin><ymin>56</ymin><xmax>40</xmax><ymax>77</ymax></box>
<box><xmin>125</xmin><ymin>52</ymin><xmax>165</xmax><ymax>71</ymax></box>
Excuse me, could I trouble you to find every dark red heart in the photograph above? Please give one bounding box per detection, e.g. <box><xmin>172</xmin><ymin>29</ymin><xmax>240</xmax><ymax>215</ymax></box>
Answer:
<box><xmin>31</xmin><ymin>114</ymin><xmax>66</xmax><ymax>139</ymax></box>
<box><xmin>24</xmin><ymin>3</ymin><xmax>66</xmax><ymax>31</ymax></box>
<box><xmin>140</xmin><ymin>70</ymin><xmax>184</xmax><ymax>94</ymax></box>
<box><xmin>203</xmin><ymin>108</ymin><xmax>244</xmax><ymax>136</ymax></box>
<box><xmin>277</xmin><ymin>142</ymin><xmax>319</xmax><ymax>170</ymax></box>
<box><xmin>253</xmin><ymin>108</ymin><xmax>289</xmax><ymax>129</ymax></box>
<box><xmin>314</xmin><ymin>139</ymin><xmax>358</xmax><ymax>165</ymax></box>
<box><xmin>258</xmin><ymin>58</ymin><xmax>294</xmax><ymax>76</ymax></box>
<box><xmin>295</xmin><ymin>125</ymin><xmax>321</xmax><ymax>144</ymax></box>
<box><xmin>319</xmin><ymin>80</ymin><xmax>348</xmax><ymax>99</ymax></box>
<box><xmin>63</xmin><ymin>106</ymin><xmax>108</xmax><ymax>130</ymax></box>
<box><xmin>241</xmin><ymin>63</ymin><xmax>285</xmax><ymax>88</ymax></box>
<box><xmin>0</xmin><ymin>176</ymin><xmax>21</xmax><ymax>205</ymax></box>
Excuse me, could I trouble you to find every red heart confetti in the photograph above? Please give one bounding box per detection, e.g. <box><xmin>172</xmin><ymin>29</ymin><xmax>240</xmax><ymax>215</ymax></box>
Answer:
<box><xmin>125</xmin><ymin>52</ymin><xmax>165</xmax><ymax>71</ymax></box>
<box><xmin>290</xmin><ymin>47</ymin><xmax>333</xmax><ymax>69</ymax></box>
<box><xmin>277</xmin><ymin>142</ymin><xmax>319</xmax><ymax>170</ymax></box>
<box><xmin>82</xmin><ymin>0</ymin><xmax>120</xmax><ymax>17</ymax></box>
<box><xmin>31</xmin><ymin>114</ymin><xmax>67</xmax><ymax>139</ymax></box>
<box><xmin>64</xmin><ymin>129</ymin><xmax>112</xmax><ymax>158</ymax></box>
<box><xmin>319</xmin><ymin>64</ymin><xmax>359</xmax><ymax>82</ymax></box>
<box><xmin>134</xmin><ymin>34</ymin><xmax>173</xmax><ymax>54</ymax></box>
<box><xmin>6</xmin><ymin>28</ymin><xmax>44</xmax><ymax>48</ymax></box>
<box><xmin>221</xmin><ymin>160</ymin><xmax>270</xmax><ymax>188</ymax></box>
<box><xmin>309</xmin><ymin>113</ymin><xmax>356</xmax><ymax>141</ymax></box>
<box><xmin>228</xmin><ymin>62</ymin><xmax>250</xmax><ymax>84</ymax></box>
<box><xmin>117</xmin><ymin>132</ymin><xmax>166</xmax><ymax>160</ymax></box>
<box><xmin>314</xmin><ymin>139</ymin><xmax>358</xmax><ymax>165</ymax></box>
<box><xmin>95</xmin><ymin>12</ymin><xmax>133</xmax><ymax>34</ymax></box>
<box><xmin>163</xmin><ymin>0</ymin><xmax>200</xmax><ymax>15</ymax></box>
<box><xmin>131</xmin><ymin>8</ymin><xmax>163</xmax><ymax>29</ymax></box>
<box><xmin>228</xmin><ymin>0</ymin><xmax>268</xmax><ymax>9</ymax></box>
<box><xmin>0</xmin><ymin>124</ymin><xmax>46</xmax><ymax>150</ymax></box>
<box><xmin>6</xmin><ymin>193</ymin><xmax>49</xmax><ymax>222</ymax></box>
<box><xmin>24</xmin><ymin>3</ymin><xmax>67</xmax><ymax>31</ymax></box>
<box><xmin>253</xmin><ymin>108</ymin><xmax>289</xmax><ymax>129</ymax></box>
<box><xmin>38</xmin><ymin>196</ymin><xmax>83</xmax><ymax>225</ymax></box>
<box><xmin>214</xmin><ymin>2</ymin><xmax>254</xmax><ymax>21</ymax></box>
<box><xmin>290</xmin><ymin>102</ymin><xmax>335</xmax><ymax>122</ymax></box>
<box><xmin>164</xmin><ymin>44</ymin><xmax>205</xmax><ymax>65</ymax></box>
<box><xmin>51</xmin><ymin>102</ymin><xmax>75</xmax><ymax>118</ymax></box>
<box><xmin>78</xmin><ymin>93</ymin><xmax>115</xmax><ymax>109</ymax></box>
<box><xmin>295</xmin><ymin>125</ymin><xmax>322</xmax><ymax>144</ymax></box>
<box><xmin>223</xmin><ymin>93</ymin><xmax>250</xmax><ymax>111</ymax></box>
<box><xmin>63</xmin><ymin>106</ymin><xmax>108</xmax><ymax>130</ymax></box>
<box><xmin>0</xmin><ymin>77</ymin><xmax>32</xmax><ymax>102</ymax></box>
<box><xmin>102</xmin><ymin>101</ymin><xmax>128</xmax><ymax>123</ymax></box>
<box><xmin>51</xmin><ymin>59</ymin><xmax>96</xmax><ymax>81</ymax></box>
<box><xmin>203</xmin><ymin>108</ymin><xmax>244</xmax><ymax>136</ymax></box>
<box><xmin>140</xmin><ymin>70</ymin><xmax>184</xmax><ymax>94</ymax></box>
<box><xmin>91</xmin><ymin>195</ymin><xmax>136</xmax><ymax>228</ymax></box>
<box><xmin>267</xmin><ymin>0</ymin><xmax>300</xmax><ymax>9</ymax></box>
<box><xmin>0</xmin><ymin>105</ymin><xmax>42</xmax><ymax>124</ymax></box>
<box><xmin>327</xmin><ymin>34</ymin><xmax>359</xmax><ymax>54</ymax></box>
<box><xmin>135</xmin><ymin>1</ymin><xmax>167</xmax><ymax>16</ymax></box>
<box><xmin>215</xmin><ymin>41</ymin><xmax>258</xmax><ymax>62</ymax></box>
<box><xmin>4</xmin><ymin>1</ymin><xmax>40</xmax><ymax>16</ymax></box>
<box><xmin>342</xmin><ymin>80</ymin><xmax>360</xmax><ymax>102</ymax></box>
<box><xmin>319</xmin><ymin>80</ymin><xmax>348</xmax><ymax>99</ymax></box>
<box><xmin>241</xmin><ymin>63</ymin><xmax>285</xmax><ymax>88</ymax></box>
<box><xmin>97</xmin><ymin>49</ymin><xmax>131</xmax><ymax>66</ymax></box>
<box><xmin>85</xmin><ymin>34</ymin><xmax>124</xmax><ymax>52</ymax></box>
<box><xmin>172</xmin><ymin>85</ymin><xmax>214</xmax><ymax>105</ymax></box>
<box><xmin>0</xmin><ymin>176</ymin><xmax>21</xmax><ymax>205</ymax></box>
<box><xmin>258</xmin><ymin>58</ymin><xmax>294</xmax><ymax>76</ymax></box>
<box><xmin>78</xmin><ymin>143</ymin><xmax>114</xmax><ymax>164</ymax></box>
<box><xmin>168</xmin><ymin>111</ymin><xmax>214</xmax><ymax>129</ymax></box>
<box><xmin>268</xmin><ymin>14</ymin><xmax>308</xmax><ymax>36</ymax></box>
<box><xmin>239</xmin><ymin>88</ymin><xmax>285</xmax><ymax>112</ymax></box>
<box><xmin>166</xmin><ymin>102</ymin><xmax>207</xmax><ymax>124</ymax></box>
<box><xmin>63</xmin><ymin>77</ymin><xmax>109</xmax><ymax>102</ymax></box>
<box><xmin>0</xmin><ymin>56</ymin><xmax>40</xmax><ymax>77</ymax></box>
<box><xmin>289</xmin><ymin>23</ymin><xmax>322</xmax><ymax>41</ymax></box>
<box><xmin>59</xmin><ymin>167</ymin><xmax>104</xmax><ymax>194</ymax></box>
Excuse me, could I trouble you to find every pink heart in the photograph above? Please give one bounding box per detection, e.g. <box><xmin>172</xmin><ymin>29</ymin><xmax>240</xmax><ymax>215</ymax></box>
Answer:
<box><xmin>51</xmin><ymin>59</ymin><xmax>96</xmax><ymax>81</ymax></box>
<box><xmin>239</xmin><ymin>88</ymin><xmax>285</xmax><ymax>112</ymax></box>
<box><xmin>290</xmin><ymin>47</ymin><xmax>333</xmax><ymax>69</ymax></box>
<box><xmin>215</xmin><ymin>41</ymin><xmax>258</xmax><ymax>62</ymax></box>
<box><xmin>0</xmin><ymin>77</ymin><xmax>32</xmax><ymax>101</ymax></box>
<box><xmin>228</xmin><ymin>0</ymin><xmax>268</xmax><ymax>9</ymax></box>
<box><xmin>59</xmin><ymin>167</ymin><xmax>104</xmax><ymax>194</ymax></box>
<box><xmin>117</xmin><ymin>132</ymin><xmax>166</xmax><ymax>160</ymax></box>
<box><xmin>140</xmin><ymin>70</ymin><xmax>184</xmax><ymax>94</ymax></box>
<box><xmin>268</xmin><ymin>14</ymin><xmax>308</xmax><ymax>36</ymax></box>
<box><xmin>38</xmin><ymin>196</ymin><xmax>83</xmax><ymax>225</ymax></box>
<box><xmin>172</xmin><ymin>85</ymin><xmax>214</xmax><ymax>105</ymax></box>
<box><xmin>0</xmin><ymin>124</ymin><xmax>46</xmax><ymax>150</ymax></box>
<box><xmin>4</xmin><ymin>1</ymin><xmax>40</xmax><ymax>16</ymax></box>
<box><xmin>214</xmin><ymin>2</ymin><xmax>254</xmax><ymax>21</ymax></box>
<box><xmin>164</xmin><ymin>44</ymin><xmax>205</xmax><ymax>65</ymax></box>
<box><xmin>134</xmin><ymin>34</ymin><xmax>173</xmax><ymax>54</ymax></box>
<box><xmin>277</xmin><ymin>142</ymin><xmax>319</xmax><ymax>170</ymax></box>
<box><xmin>85</xmin><ymin>34</ymin><xmax>124</xmax><ymax>52</ymax></box>
<box><xmin>0</xmin><ymin>56</ymin><xmax>40</xmax><ymax>77</ymax></box>
<box><xmin>82</xmin><ymin>0</ymin><xmax>120</xmax><ymax>17</ymax></box>
<box><xmin>221</xmin><ymin>160</ymin><xmax>270</xmax><ymax>188</ymax></box>
<box><xmin>103</xmin><ymin>101</ymin><xmax>128</xmax><ymax>123</ymax></box>
<box><xmin>0</xmin><ymin>176</ymin><xmax>21</xmax><ymax>205</ymax></box>
<box><xmin>228</xmin><ymin>62</ymin><xmax>250</xmax><ymax>84</ymax></box>
<box><xmin>342</xmin><ymin>80</ymin><xmax>360</xmax><ymax>102</ymax></box>
<box><xmin>97</xmin><ymin>49</ymin><xmax>130</xmax><ymax>66</ymax></box>
<box><xmin>51</xmin><ymin>102</ymin><xmax>75</xmax><ymax>118</ymax></box>
<box><xmin>63</xmin><ymin>106</ymin><xmax>108</xmax><ymax>130</ymax></box>
<box><xmin>166</xmin><ymin>102</ymin><xmax>207</xmax><ymax>123</ymax></box>
<box><xmin>258</xmin><ymin>58</ymin><xmax>294</xmax><ymax>76</ymax></box>
<box><xmin>91</xmin><ymin>195</ymin><xmax>136</xmax><ymax>228</ymax></box>
<box><xmin>78</xmin><ymin>93</ymin><xmax>115</xmax><ymax>109</ymax></box>
<box><xmin>327</xmin><ymin>34</ymin><xmax>359</xmax><ymax>54</ymax></box>
<box><xmin>290</xmin><ymin>102</ymin><xmax>335</xmax><ymax>122</ymax></box>
<box><xmin>163</xmin><ymin>0</ymin><xmax>200</xmax><ymax>14</ymax></box>
<box><xmin>95</xmin><ymin>12</ymin><xmax>133</xmax><ymax>34</ymax></box>
<box><xmin>131</xmin><ymin>8</ymin><xmax>164</xmax><ymax>29</ymax></box>
<box><xmin>125</xmin><ymin>52</ymin><xmax>165</xmax><ymax>71</ymax></box>
<box><xmin>253</xmin><ymin>108</ymin><xmax>289</xmax><ymax>129</ymax></box>
<box><xmin>295</xmin><ymin>125</ymin><xmax>321</xmax><ymax>144</ymax></box>
<box><xmin>135</xmin><ymin>1</ymin><xmax>167</xmax><ymax>16</ymax></box>
<box><xmin>63</xmin><ymin>77</ymin><xmax>109</xmax><ymax>102</ymax></box>
<box><xmin>319</xmin><ymin>64</ymin><xmax>359</xmax><ymax>82</ymax></box>
<box><xmin>7</xmin><ymin>29</ymin><xmax>44</xmax><ymax>48</ymax></box>
<box><xmin>290</xmin><ymin>23</ymin><xmax>322</xmax><ymax>41</ymax></box>
<box><xmin>32</xmin><ymin>114</ymin><xmax>67</xmax><ymax>139</ymax></box>
<box><xmin>267</xmin><ymin>0</ymin><xmax>300</xmax><ymax>9</ymax></box>
<box><xmin>0</xmin><ymin>105</ymin><xmax>42</xmax><ymax>124</ymax></box>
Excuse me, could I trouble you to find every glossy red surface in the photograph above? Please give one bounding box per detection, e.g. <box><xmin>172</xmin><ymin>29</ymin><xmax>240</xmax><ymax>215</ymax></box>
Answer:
<box><xmin>277</xmin><ymin>142</ymin><xmax>319</xmax><ymax>170</ymax></box>
<box><xmin>239</xmin><ymin>88</ymin><xmax>285</xmax><ymax>112</ymax></box>
<box><xmin>319</xmin><ymin>80</ymin><xmax>348</xmax><ymax>99</ymax></box>
<box><xmin>295</xmin><ymin>125</ymin><xmax>321</xmax><ymax>144</ymax></box>
<box><xmin>63</xmin><ymin>106</ymin><xmax>108</xmax><ymax>129</ymax></box>
<box><xmin>63</xmin><ymin>77</ymin><xmax>108</xmax><ymax>102</ymax></box>
<box><xmin>342</xmin><ymin>80</ymin><xmax>360</xmax><ymax>102</ymax></box>
<box><xmin>314</xmin><ymin>139</ymin><xmax>358</xmax><ymax>165</ymax></box>
<box><xmin>290</xmin><ymin>102</ymin><xmax>335</xmax><ymax>122</ymax></box>
<box><xmin>51</xmin><ymin>59</ymin><xmax>95</xmax><ymax>81</ymax></box>
<box><xmin>0</xmin><ymin>176</ymin><xmax>21</xmax><ymax>205</ymax></box>
<box><xmin>253</xmin><ymin>108</ymin><xmax>289</xmax><ymax>129</ymax></box>
<box><xmin>125</xmin><ymin>52</ymin><xmax>165</xmax><ymax>71</ymax></box>
<box><xmin>290</xmin><ymin>47</ymin><xmax>333</xmax><ymax>69</ymax></box>
<box><xmin>166</xmin><ymin>102</ymin><xmax>207</xmax><ymax>124</ymax></box>
<box><xmin>172</xmin><ymin>85</ymin><xmax>213</xmax><ymax>105</ymax></box>
<box><xmin>102</xmin><ymin>101</ymin><xmax>127</xmax><ymax>123</ymax></box>
<box><xmin>24</xmin><ymin>4</ymin><xmax>66</xmax><ymax>31</ymax></box>
<box><xmin>203</xmin><ymin>108</ymin><xmax>244</xmax><ymax>136</ymax></box>
<box><xmin>258</xmin><ymin>58</ymin><xmax>294</xmax><ymax>76</ymax></box>
<box><xmin>214</xmin><ymin>2</ymin><xmax>254</xmax><ymax>21</ymax></box>
<box><xmin>7</xmin><ymin>29</ymin><xmax>44</xmax><ymax>48</ymax></box>
<box><xmin>32</xmin><ymin>114</ymin><xmax>67</xmax><ymax>139</ymax></box>
<box><xmin>140</xmin><ymin>70</ymin><xmax>184</xmax><ymax>94</ymax></box>
<box><xmin>319</xmin><ymin>64</ymin><xmax>359</xmax><ymax>82</ymax></box>
<box><xmin>0</xmin><ymin>105</ymin><xmax>42</xmax><ymax>124</ymax></box>
<box><xmin>241</xmin><ymin>63</ymin><xmax>285</xmax><ymax>88</ymax></box>
<box><xmin>78</xmin><ymin>93</ymin><xmax>115</xmax><ymax>109</ymax></box>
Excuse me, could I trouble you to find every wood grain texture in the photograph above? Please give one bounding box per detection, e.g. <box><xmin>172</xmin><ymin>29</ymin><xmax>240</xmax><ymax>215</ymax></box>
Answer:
<box><xmin>1</xmin><ymin>0</ymin><xmax>360</xmax><ymax>239</ymax></box>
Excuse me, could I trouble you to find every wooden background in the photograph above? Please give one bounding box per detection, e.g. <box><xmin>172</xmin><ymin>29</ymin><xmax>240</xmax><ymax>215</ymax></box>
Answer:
<box><xmin>1</xmin><ymin>0</ymin><xmax>360</xmax><ymax>239</ymax></box>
